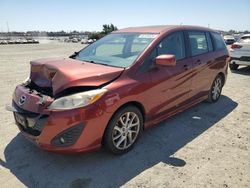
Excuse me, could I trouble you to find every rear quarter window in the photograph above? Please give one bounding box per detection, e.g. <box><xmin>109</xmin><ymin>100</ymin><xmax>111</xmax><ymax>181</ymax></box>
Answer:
<box><xmin>211</xmin><ymin>32</ymin><xmax>226</xmax><ymax>50</ymax></box>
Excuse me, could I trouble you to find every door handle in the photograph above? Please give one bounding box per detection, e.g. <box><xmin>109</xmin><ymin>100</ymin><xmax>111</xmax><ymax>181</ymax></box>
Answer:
<box><xmin>196</xmin><ymin>59</ymin><xmax>201</xmax><ymax>65</ymax></box>
<box><xmin>183</xmin><ymin>64</ymin><xmax>189</xmax><ymax>70</ymax></box>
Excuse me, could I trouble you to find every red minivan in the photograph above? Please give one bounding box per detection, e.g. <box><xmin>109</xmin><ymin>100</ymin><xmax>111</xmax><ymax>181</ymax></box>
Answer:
<box><xmin>7</xmin><ymin>25</ymin><xmax>229</xmax><ymax>154</ymax></box>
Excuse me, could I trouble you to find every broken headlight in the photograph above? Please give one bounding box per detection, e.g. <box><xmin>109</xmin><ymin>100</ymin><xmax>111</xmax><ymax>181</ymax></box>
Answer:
<box><xmin>48</xmin><ymin>88</ymin><xmax>107</xmax><ymax>110</ymax></box>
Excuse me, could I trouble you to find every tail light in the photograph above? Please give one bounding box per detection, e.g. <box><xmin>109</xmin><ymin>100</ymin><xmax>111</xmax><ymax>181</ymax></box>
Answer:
<box><xmin>231</xmin><ymin>44</ymin><xmax>242</xmax><ymax>49</ymax></box>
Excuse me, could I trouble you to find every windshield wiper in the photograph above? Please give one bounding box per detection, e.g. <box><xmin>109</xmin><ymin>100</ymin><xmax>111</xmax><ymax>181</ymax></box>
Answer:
<box><xmin>81</xmin><ymin>59</ymin><xmax>122</xmax><ymax>68</ymax></box>
<box><xmin>69</xmin><ymin>51</ymin><xmax>79</xmax><ymax>59</ymax></box>
<box><xmin>82</xmin><ymin>59</ymin><xmax>96</xmax><ymax>64</ymax></box>
<box><xmin>96</xmin><ymin>63</ymin><xmax>122</xmax><ymax>68</ymax></box>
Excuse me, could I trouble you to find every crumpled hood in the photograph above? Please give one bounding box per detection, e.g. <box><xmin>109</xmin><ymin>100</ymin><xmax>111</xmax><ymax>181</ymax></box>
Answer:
<box><xmin>30</xmin><ymin>58</ymin><xmax>124</xmax><ymax>95</ymax></box>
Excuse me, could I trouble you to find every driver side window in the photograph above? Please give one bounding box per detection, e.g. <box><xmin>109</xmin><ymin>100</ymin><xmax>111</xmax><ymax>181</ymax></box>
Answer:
<box><xmin>147</xmin><ymin>31</ymin><xmax>186</xmax><ymax>64</ymax></box>
<box><xmin>157</xmin><ymin>31</ymin><xmax>186</xmax><ymax>61</ymax></box>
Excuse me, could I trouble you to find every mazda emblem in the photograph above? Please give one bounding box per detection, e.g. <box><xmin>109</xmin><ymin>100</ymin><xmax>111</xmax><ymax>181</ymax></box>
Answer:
<box><xmin>19</xmin><ymin>95</ymin><xmax>27</xmax><ymax>105</ymax></box>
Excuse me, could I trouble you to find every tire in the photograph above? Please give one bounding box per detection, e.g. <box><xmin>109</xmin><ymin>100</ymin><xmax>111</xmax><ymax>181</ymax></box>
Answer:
<box><xmin>229</xmin><ymin>63</ymin><xmax>239</xmax><ymax>70</ymax></box>
<box><xmin>103</xmin><ymin>106</ymin><xmax>143</xmax><ymax>155</ymax></box>
<box><xmin>207</xmin><ymin>75</ymin><xmax>223</xmax><ymax>103</ymax></box>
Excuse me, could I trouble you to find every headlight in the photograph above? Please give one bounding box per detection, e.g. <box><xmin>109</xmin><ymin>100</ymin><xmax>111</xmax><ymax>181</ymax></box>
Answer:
<box><xmin>48</xmin><ymin>88</ymin><xmax>107</xmax><ymax>110</ymax></box>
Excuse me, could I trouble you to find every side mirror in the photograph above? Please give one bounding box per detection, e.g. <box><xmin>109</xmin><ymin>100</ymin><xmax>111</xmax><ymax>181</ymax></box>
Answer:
<box><xmin>155</xmin><ymin>54</ymin><xmax>176</xmax><ymax>66</ymax></box>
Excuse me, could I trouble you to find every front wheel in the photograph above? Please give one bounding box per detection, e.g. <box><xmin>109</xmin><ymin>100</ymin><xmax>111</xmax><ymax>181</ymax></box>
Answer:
<box><xmin>207</xmin><ymin>75</ymin><xmax>223</xmax><ymax>103</ymax></box>
<box><xmin>103</xmin><ymin>106</ymin><xmax>143</xmax><ymax>155</ymax></box>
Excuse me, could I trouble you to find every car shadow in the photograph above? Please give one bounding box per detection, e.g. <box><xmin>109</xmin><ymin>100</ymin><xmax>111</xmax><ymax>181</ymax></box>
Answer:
<box><xmin>231</xmin><ymin>66</ymin><xmax>250</xmax><ymax>75</ymax></box>
<box><xmin>0</xmin><ymin>95</ymin><xmax>237</xmax><ymax>188</ymax></box>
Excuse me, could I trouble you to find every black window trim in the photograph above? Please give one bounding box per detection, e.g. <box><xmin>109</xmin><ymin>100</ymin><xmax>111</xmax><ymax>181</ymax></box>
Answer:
<box><xmin>210</xmin><ymin>31</ymin><xmax>227</xmax><ymax>51</ymax></box>
<box><xmin>138</xmin><ymin>30</ymin><xmax>187</xmax><ymax>73</ymax></box>
<box><xmin>155</xmin><ymin>30</ymin><xmax>187</xmax><ymax>62</ymax></box>
<box><xmin>205</xmin><ymin>31</ymin><xmax>214</xmax><ymax>52</ymax></box>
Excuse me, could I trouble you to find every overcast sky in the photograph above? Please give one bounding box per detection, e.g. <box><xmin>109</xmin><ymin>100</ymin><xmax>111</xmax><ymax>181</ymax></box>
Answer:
<box><xmin>0</xmin><ymin>0</ymin><xmax>250</xmax><ymax>32</ymax></box>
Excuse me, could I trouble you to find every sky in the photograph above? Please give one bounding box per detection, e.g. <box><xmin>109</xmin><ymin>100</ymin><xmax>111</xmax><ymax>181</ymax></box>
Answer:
<box><xmin>0</xmin><ymin>0</ymin><xmax>250</xmax><ymax>32</ymax></box>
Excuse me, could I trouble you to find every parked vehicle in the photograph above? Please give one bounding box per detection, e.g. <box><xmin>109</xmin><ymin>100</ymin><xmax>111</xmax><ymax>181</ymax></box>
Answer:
<box><xmin>7</xmin><ymin>40</ymin><xmax>15</xmax><ymax>44</ymax></box>
<box><xmin>0</xmin><ymin>40</ymin><xmax>8</xmax><ymax>45</ymax></box>
<box><xmin>26</xmin><ymin>39</ymin><xmax>39</xmax><ymax>44</ymax></box>
<box><xmin>81</xmin><ymin>38</ymin><xmax>88</xmax><ymax>44</ymax></box>
<box><xmin>87</xmin><ymin>39</ymin><xmax>94</xmax><ymax>44</ymax></box>
<box><xmin>223</xmin><ymin>35</ymin><xmax>236</xmax><ymax>45</ymax></box>
<box><xmin>229</xmin><ymin>34</ymin><xmax>250</xmax><ymax>70</ymax></box>
<box><xmin>7</xmin><ymin>25</ymin><xmax>229</xmax><ymax>154</ymax></box>
<box><xmin>20</xmin><ymin>39</ymin><xmax>28</xmax><ymax>44</ymax></box>
<box><xmin>72</xmin><ymin>38</ymin><xmax>79</xmax><ymax>43</ymax></box>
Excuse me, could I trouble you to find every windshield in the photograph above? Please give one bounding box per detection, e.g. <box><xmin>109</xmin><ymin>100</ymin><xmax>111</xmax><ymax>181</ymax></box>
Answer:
<box><xmin>75</xmin><ymin>33</ymin><xmax>158</xmax><ymax>68</ymax></box>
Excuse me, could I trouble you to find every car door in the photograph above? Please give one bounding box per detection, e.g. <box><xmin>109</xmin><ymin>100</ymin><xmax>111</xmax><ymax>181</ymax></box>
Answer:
<box><xmin>186</xmin><ymin>31</ymin><xmax>215</xmax><ymax>99</ymax></box>
<box><xmin>147</xmin><ymin>31</ymin><xmax>194</xmax><ymax>118</ymax></box>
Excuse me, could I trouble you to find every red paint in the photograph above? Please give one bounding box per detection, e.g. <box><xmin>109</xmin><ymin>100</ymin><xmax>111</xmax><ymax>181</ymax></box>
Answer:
<box><xmin>156</xmin><ymin>54</ymin><xmax>176</xmax><ymax>66</ymax></box>
<box><xmin>30</xmin><ymin>58</ymin><xmax>124</xmax><ymax>95</ymax></box>
<box><xmin>11</xmin><ymin>25</ymin><xmax>229</xmax><ymax>154</ymax></box>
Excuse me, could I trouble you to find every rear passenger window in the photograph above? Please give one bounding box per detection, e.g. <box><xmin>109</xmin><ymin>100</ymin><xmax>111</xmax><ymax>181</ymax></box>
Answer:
<box><xmin>157</xmin><ymin>31</ymin><xmax>186</xmax><ymax>61</ymax></box>
<box><xmin>211</xmin><ymin>32</ymin><xmax>226</xmax><ymax>50</ymax></box>
<box><xmin>188</xmin><ymin>31</ymin><xmax>208</xmax><ymax>56</ymax></box>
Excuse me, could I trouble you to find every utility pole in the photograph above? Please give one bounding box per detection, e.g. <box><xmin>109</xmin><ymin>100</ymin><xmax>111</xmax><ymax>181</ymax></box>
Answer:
<box><xmin>6</xmin><ymin>22</ymin><xmax>9</xmax><ymax>33</ymax></box>
<box><xmin>6</xmin><ymin>21</ymin><xmax>10</xmax><ymax>39</ymax></box>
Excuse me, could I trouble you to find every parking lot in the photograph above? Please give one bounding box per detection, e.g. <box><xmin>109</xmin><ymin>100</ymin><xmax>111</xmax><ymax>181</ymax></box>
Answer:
<box><xmin>0</xmin><ymin>43</ymin><xmax>249</xmax><ymax>188</ymax></box>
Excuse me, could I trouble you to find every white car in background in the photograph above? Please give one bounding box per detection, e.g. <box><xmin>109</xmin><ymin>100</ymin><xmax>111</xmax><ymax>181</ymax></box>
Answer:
<box><xmin>81</xmin><ymin>38</ymin><xmax>88</xmax><ymax>44</ymax></box>
<box><xmin>229</xmin><ymin>34</ymin><xmax>250</xmax><ymax>70</ymax></box>
<box><xmin>224</xmin><ymin>35</ymin><xmax>236</xmax><ymax>45</ymax></box>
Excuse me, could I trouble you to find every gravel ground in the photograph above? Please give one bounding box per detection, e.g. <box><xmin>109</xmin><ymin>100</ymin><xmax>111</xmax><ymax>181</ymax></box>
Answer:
<box><xmin>0</xmin><ymin>43</ymin><xmax>249</xmax><ymax>188</ymax></box>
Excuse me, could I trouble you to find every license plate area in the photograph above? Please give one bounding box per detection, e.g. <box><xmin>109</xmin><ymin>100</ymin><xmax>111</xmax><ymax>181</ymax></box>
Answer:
<box><xmin>14</xmin><ymin>112</ymin><xmax>27</xmax><ymax>129</ymax></box>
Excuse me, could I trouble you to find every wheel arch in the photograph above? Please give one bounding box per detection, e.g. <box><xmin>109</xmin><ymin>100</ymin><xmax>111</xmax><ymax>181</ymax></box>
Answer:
<box><xmin>101</xmin><ymin>101</ymin><xmax>146</xmax><ymax>146</ymax></box>
<box><xmin>218</xmin><ymin>72</ymin><xmax>226</xmax><ymax>86</ymax></box>
<box><xmin>107</xmin><ymin>101</ymin><xmax>146</xmax><ymax>126</ymax></box>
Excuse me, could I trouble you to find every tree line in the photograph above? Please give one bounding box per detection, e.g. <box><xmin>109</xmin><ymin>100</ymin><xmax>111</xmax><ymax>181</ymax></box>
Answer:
<box><xmin>0</xmin><ymin>24</ymin><xmax>118</xmax><ymax>39</ymax></box>
<box><xmin>1</xmin><ymin>24</ymin><xmax>249</xmax><ymax>40</ymax></box>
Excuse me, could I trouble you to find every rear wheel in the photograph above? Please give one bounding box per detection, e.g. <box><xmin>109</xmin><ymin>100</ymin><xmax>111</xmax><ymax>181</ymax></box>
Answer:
<box><xmin>207</xmin><ymin>75</ymin><xmax>223</xmax><ymax>103</ymax></box>
<box><xmin>229</xmin><ymin>63</ymin><xmax>239</xmax><ymax>70</ymax></box>
<box><xmin>103</xmin><ymin>106</ymin><xmax>143</xmax><ymax>155</ymax></box>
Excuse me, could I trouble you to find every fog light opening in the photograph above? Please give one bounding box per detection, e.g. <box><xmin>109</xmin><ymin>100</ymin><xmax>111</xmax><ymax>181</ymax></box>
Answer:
<box><xmin>51</xmin><ymin>124</ymin><xmax>84</xmax><ymax>147</ymax></box>
<box><xmin>60</xmin><ymin>137</ymin><xmax>65</xmax><ymax>144</ymax></box>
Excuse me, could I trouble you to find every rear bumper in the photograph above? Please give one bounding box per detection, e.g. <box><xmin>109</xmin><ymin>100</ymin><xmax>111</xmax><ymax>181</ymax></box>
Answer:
<box><xmin>230</xmin><ymin>56</ymin><xmax>250</xmax><ymax>66</ymax></box>
<box><xmin>230</xmin><ymin>48</ymin><xmax>250</xmax><ymax>65</ymax></box>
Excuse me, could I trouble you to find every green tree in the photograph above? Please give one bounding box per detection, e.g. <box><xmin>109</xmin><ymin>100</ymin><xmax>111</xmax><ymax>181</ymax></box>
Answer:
<box><xmin>88</xmin><ymin>24</ymin><xmax>118</xmax><ymax>40</ymax></box>
<box><xmin>102</xmin><ymin>24</ymin><xmax>118</xmax><ymax>34</ymax></box>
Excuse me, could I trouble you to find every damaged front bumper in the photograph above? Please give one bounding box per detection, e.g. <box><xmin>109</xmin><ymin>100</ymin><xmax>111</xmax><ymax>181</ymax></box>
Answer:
<box><xmin>6</xmin><ymin>102</ymin><xmax>49</xmax><ymax>137</ymax></box>
<box><xmin>6</xmin><ymin>84</ymin><xmax>112</xmax><ymax>154</ymax></box>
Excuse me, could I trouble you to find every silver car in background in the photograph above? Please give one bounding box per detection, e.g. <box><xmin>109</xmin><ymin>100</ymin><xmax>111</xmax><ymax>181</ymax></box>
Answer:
<box><xmin>229</xmin><ymin>34</ymin><xmax>250</xmax><ymax>70</ymax></box>
<box><xmin>224</xmin><ymin>35</ymin><xmax>236</xmax><ymax>45</ymax></box>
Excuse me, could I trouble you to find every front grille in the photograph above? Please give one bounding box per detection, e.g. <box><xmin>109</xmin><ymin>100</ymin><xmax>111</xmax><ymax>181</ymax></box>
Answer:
<box><xmin>13</xmin><ymin>102</ymin><xmax>49</xmax><ymax>136</ymax></box>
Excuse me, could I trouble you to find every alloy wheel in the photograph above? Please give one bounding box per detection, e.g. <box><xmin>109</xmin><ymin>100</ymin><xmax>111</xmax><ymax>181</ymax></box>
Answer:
<box><xmin>112</xmin><ymin>112</ymin><xmax>140</xmax><ymax>150</ymax></box>
<box><xmin>211</xmin><ymin>77</ymin><xmax>222</xmax><ymax>100</ymax></box>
